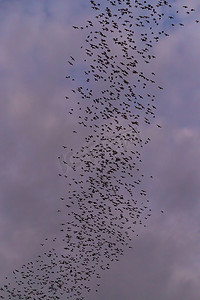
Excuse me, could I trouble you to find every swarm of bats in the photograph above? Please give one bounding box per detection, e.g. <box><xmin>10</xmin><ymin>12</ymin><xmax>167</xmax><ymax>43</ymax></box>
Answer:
<box><xmin>0</xmin><ymin>0</ymin><xmax>199</xmax><ymax>299</ymax></box>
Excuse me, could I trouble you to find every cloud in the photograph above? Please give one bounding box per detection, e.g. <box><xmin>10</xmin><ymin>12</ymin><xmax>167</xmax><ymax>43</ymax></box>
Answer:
<box><xmin>0</xmin><ymin>0</ymin><xmax>86</xmax><ymax>279</ymax></box>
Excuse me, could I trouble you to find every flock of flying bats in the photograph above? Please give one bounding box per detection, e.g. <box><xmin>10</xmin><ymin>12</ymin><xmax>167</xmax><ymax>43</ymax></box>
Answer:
<box><xmin>0</xmin><ymin>0</ymin><xmax>199</xmax><ymax>299</ymax></box>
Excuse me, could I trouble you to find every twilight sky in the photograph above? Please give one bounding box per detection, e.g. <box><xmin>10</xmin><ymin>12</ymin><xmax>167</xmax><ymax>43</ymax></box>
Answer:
<box><xmin>1</xmin><ymin>0</ymin><xmax>200</xmax><ymax>299</ymax></box>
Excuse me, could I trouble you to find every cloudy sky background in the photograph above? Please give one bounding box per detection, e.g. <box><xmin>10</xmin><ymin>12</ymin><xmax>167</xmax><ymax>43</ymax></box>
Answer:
<box><xmin>1</xmin><ymin>0</ymin><xmax>200</xmax><ymax>299</ymax></box>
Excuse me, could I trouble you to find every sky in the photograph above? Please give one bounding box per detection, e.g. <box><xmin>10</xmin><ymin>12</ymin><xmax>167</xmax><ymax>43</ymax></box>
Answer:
<box><xmin>1</xmin><ymin>0</ymin><xmax>200</xmax><ymax>299</ymax></box>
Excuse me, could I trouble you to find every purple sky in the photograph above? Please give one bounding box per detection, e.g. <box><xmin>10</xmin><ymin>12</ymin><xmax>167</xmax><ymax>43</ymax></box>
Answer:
<box><xmin>1</xmin><ymin>0</ymin><xmax>200</xmax><ymax>299</ymax></box>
